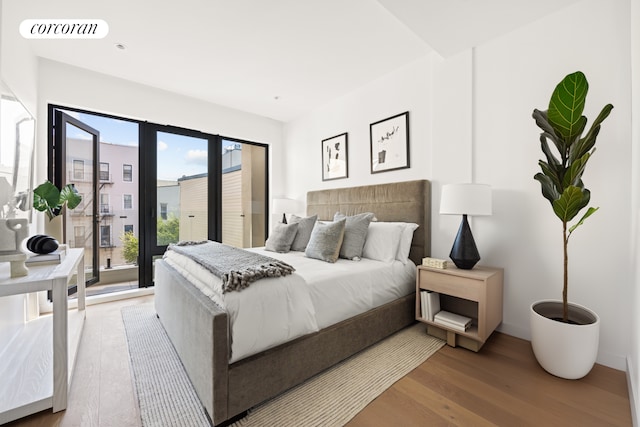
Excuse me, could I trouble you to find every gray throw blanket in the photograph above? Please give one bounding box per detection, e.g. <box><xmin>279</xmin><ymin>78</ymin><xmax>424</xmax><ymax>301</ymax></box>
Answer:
<box><xmin>167</xmin><ymin>240</ymin><xmax>295</xmax><ymax>293</ymax></box>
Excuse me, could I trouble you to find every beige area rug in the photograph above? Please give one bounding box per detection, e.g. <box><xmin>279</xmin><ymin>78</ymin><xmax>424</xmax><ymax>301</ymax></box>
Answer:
<box><xmin>122</xmin><ymin>304</ymin><xmax>444</xmax><ymax>427</ymax></box>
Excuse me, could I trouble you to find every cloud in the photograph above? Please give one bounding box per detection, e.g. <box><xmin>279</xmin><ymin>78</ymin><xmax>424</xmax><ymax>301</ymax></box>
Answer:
<box><xmin>185</xmin><ymin>149</ymin><xmax>208</xmax><ymax>165</ymax></box>
<box><xmin>157</xmin><ymin>140</ymin><xmax>168</xmax><ymax>151</ymax></box>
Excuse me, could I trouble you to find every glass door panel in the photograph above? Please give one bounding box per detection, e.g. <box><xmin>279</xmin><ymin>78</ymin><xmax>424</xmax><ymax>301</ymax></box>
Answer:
<box><xmin>156</xmin><ymin>131</ymin><xmax>209</xmax><ymax>245</ymax></box>
<box><xmin>221</xmin><ymin>139</ymin><xmax>267</xmax><ymax>248</ymax></box>
<box><xmin>55</xmin><ymin>112</ymin><xmax>100</xmax><ymax>286</ymax></box>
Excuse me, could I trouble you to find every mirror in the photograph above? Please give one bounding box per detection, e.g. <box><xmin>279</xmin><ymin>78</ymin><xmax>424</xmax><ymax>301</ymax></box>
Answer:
<box><xmin>0</xmin><ymin>79</ymin><xmax>35</xmax><ymax>221</ymax></box>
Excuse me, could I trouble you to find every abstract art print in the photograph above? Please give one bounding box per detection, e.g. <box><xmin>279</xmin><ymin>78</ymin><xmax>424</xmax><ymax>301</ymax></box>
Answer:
<box><xmin>322</xmin><ymin>132</ymin><xmax>348</xmax><ymax>181</ymax></box>
<box><xmin>369</xmin><ymin>112</ymin><xmax>409</xmax><ymax>174</ymax></box>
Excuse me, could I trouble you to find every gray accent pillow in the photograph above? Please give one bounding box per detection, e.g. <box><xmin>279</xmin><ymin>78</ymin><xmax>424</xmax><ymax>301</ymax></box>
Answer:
<box><xmin>289</xmin><ymin>214</ymin><xmax>318</xmax><ymax>251</ymax></box>
<box><xmin>305</xmin><ymin>218</ymin><xmax>346</xmax><ymax>263</ymax></box>
<box><xmin>265</xmin><ymin>222</ymin><xmax>299</xmax><ymax>253</ymax></box>
<box><xmin>334</xmin><ymin>212</ymin><xmax>375</xmax><ymax>260</ymax></box>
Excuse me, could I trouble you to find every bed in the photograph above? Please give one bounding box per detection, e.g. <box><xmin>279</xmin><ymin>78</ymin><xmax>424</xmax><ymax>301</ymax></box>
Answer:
<box><xmin>154</xmin><ymin>179</ymin><xmax>431</xmax><ymax>426</ymax></box>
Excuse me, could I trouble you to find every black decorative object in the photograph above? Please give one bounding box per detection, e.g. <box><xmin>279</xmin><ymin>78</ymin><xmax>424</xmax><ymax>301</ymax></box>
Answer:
<box><xmin>26</xmin><ymin>234</ymin><xmax>59</xmax><ymax>254</ymax></box>
<box><xmin>439</xmin><ymin>183</ymin><xmax>492</xmax><ymax>270</ymax></box>
<box><xmin>449</xmin><ymin>215</ymin><xmax>480</xmax><ymax>269</ymax></box>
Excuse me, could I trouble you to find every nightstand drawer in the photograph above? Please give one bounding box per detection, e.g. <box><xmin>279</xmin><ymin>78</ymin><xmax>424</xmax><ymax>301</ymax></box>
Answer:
<box><xmin>418</xmin><ymin>269</ymin><xmax>481</xmax><ymax>301</ymax></box>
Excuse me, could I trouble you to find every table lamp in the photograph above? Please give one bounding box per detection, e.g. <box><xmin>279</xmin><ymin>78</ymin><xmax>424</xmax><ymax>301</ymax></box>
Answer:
<box><xmin>272</xmin><ymin>198</ymin><xmax>300</xmax><ymax>224</ymax></box>
<box><xmin>439</xmin><ymin>183</ymin><xmax>492</xmax><ymax>269</ymax></box>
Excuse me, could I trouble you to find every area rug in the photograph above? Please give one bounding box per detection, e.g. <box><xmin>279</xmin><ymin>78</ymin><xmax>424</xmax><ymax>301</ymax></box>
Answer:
<box><xmin>122</xmin><ymin>304</ymin><xmax>444</xmax><ymax>427</ymax></box>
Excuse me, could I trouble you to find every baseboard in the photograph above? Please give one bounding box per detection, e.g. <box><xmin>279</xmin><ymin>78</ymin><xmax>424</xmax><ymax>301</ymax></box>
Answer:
<box><xmin>627</xmin><ymin>355</ymin><xmax>639</xmax><ymax>427</ymax></box>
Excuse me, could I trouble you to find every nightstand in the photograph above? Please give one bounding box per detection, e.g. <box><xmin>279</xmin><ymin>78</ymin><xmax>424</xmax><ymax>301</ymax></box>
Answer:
<box><xmin>416</xmin><ymin>264</ymin><xmax>503</xmax><ymax>351</ymax></box>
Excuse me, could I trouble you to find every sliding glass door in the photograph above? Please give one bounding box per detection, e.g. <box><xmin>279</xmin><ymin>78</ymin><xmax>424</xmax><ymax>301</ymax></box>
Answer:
<box><xmin>50</xmin><ymin>105</ymin><xmax>269</xmax><ymax>289</ymax></box>
<box><xmin>220</xmin><ymin>138</ymin><xmax>267</xmax><ymax>248</ymax></box>
<box><xmin>52</xmin><ymin>111</ymin><xmax>100</xmax><ymax>286</ymax></box>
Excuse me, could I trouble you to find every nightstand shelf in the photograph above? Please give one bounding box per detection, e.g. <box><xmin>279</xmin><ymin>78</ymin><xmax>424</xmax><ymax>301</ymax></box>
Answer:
<box><xmin>416</xmin><ymin>264</ymin><xmax>503</xmax><ymax>352</ymax></box>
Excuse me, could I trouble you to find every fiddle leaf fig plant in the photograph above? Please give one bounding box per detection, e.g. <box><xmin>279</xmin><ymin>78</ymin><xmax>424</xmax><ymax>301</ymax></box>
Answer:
<box><xmin>532</xmin><ymin>71</ymin><xmax>613</xmax><ymax>322</ymax></box>
<box><xmin>33</xmin><ymin>180</ymin><xmax>82</xmax><ymax>220</ymax></box>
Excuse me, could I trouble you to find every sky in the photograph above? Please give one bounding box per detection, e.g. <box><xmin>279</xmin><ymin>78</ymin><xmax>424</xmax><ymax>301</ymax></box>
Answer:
<box><xmin>64</xmin><ymin>110</ymin><xmax>235</xmax><ymax>181</ymax></box>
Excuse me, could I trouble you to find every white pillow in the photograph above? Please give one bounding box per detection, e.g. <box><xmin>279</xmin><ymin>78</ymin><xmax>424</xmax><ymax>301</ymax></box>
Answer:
<box><xmin>362</xmin><ymin>222</ymin><xmax>404</xmax><ymax>263</ymax></box>
<box><xmin>395</xmin><ymin>222</ymin><xmax>419</xmax><ymax>263</ymax></box>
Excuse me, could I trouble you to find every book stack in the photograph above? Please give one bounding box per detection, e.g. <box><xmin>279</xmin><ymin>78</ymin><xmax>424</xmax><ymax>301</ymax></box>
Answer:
<box><xmin>422</xmin><ymin>257</ymin><xmax>448</xmax><ymax>269</ymax></box>
<box><xmin>433</xmin><ymin>310</ymin><xmax>472</xmax><ymax>332</ymax></box>
<box><xmin>419</xmin><ymin>290</ymin><xmax>440</xmax><ymax>321</ymax></box>
<box><xmin>25</xmin><ymin>249</ymin><xmax>66</xmax><ymax>266</ymax></box>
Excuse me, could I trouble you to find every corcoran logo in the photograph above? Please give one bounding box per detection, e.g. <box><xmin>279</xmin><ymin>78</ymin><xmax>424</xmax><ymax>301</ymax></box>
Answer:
<box><xmin>20</xmin><ymin>19</ymin><xmax>109</xmax><ymax>39</ymax></box>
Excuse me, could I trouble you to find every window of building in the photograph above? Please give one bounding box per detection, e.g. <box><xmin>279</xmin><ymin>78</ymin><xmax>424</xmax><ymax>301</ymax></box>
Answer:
<box><xmin>100</xmin><ymin>193</ymin><xmax>110</xmax><ymax>214</ymax></box>
<box><xmin>73</xmin><ymin>226</ymin><xmax>85</xmax><ymax>248</ymax></box>
<box><xmin>124</xmin><ymin>224</ymin><xmax>134</xmax><ymax>234</ymax></box>
<box><xmin>100</xmin><ymin>162</ymin><xmax>110</xmax><ymax>181</ymax></box>
<box><xmin>100</xmin><ymin>225</ymin><xmax>111</xmax><ymax>247</ymax></box>
<box><xmin>124</xmin><ymin>194</ymin><xmax>133</xmax><ymax>209</ymax></box>
<box><xmin>73</xmin><ymin>160</ymin><xmax>84</xmax><ymax>180</ymax></box>
<box><xmin>160</xmin><ymin>203</ymin><xmax>168</xmax><ymax>220</ymax></box>
<box><xmin>123</xmin><ymin>164</ymin><xmax>132</xmax><ymax>182</ymax></box>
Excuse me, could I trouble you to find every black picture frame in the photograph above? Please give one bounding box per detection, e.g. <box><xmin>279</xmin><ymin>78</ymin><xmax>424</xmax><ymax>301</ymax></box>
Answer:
<box><xmin>369</xmin><ymin>111</ymin><xmax>409</xmax><ymax>174</ymax></box>
<box><xmin>321</xmin><ymin>132</ymin><xmax>348</xmax><ymax>181</ymax></box>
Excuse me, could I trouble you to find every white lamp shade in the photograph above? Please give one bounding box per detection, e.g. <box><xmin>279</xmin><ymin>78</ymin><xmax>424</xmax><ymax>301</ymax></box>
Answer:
<box><xmin>272</xmin><ymin>198</ymin><xmax>300</xmax><ymax>215</ymax></box>
<box><xmin>440</xmin><ymin>184</ymin><xmax>492</xmax><ymax>216</ymax></box>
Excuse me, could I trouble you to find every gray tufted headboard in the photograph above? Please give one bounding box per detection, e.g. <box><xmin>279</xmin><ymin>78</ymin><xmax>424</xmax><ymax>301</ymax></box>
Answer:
<box><xmin>306</xmin><ymin>180</ymin><xmax>431</xmax><ymax>265</ymax></box>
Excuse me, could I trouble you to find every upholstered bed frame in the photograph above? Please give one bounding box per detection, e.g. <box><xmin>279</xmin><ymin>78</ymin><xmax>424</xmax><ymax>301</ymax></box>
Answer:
<box><xmin>154</xmin><ymin>179</ymin><xmax>431</xmax><ymax>426</ymax></box>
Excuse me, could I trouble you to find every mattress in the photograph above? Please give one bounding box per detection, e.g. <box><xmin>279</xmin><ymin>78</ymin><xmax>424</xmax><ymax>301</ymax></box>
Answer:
<box><xmin>162</xmin><ymin>247</ymin><xmax>416</xmax><ymax>362</ymax></box>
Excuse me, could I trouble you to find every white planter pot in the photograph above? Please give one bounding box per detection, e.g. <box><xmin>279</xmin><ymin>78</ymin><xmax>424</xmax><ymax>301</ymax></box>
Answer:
<box><xmin>530</xmin><ymin>300</ymin><xmax>600</xmax><ymax>380</ymax></box>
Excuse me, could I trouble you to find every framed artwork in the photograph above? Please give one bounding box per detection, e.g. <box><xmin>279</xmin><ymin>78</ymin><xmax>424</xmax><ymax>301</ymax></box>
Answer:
<box><xmin>321</xmin><ymin>132</ymin><xmax>348</xmax><ymax>181</ymax></box>
<box><xmin>369</xmin><ymin>111</ymin><xmax>409</xmax><ymax>174</ymax></box>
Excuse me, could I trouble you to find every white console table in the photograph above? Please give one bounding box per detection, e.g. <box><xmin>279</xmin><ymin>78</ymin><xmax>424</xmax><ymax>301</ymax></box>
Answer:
<box><xmin>0</xmin><ymin>248</ymin><xmax>85</xmax><ymax>424</ymax></box>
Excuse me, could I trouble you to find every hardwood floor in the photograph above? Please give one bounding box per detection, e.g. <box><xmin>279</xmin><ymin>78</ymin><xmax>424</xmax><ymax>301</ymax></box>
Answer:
<box><xmin>7</xmin><ymin>295</ymin><xmax>632</xmax><ymax>427</ymax></box>
<box><xmin>348</xmin><ymin>332</ymin><xmax>632</xmax><ymax>426</ymax></box>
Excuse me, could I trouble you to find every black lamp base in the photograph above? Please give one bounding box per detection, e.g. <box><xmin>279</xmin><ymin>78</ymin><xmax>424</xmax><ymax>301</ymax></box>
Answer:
<box><xmin>449</xmin><ymin>214</ymin><xmax>480</xmax><ymax>270</ymax></box>
<box><xmin>281</xmin><ymin>213</ymin><xmax>288</xmax><ymax>224</ymax></box>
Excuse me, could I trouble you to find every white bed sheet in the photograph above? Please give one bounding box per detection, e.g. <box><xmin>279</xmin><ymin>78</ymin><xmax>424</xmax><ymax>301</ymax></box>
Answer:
<box><xmin>162</xmin><ymin>248</ymin><xmax>415</xmax><ymax>362</ymax></box>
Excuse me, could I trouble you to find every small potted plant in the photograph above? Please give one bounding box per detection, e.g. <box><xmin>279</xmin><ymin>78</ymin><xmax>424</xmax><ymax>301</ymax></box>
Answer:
<box><xmin>529</xmin><ymin>71</ymin><xmax>613</xmax><ymax>379</ymax></box>
<box><xmin>33</xmin><ymin>180</ymin><xmax>82</xmax><ymax>242</ymax></box>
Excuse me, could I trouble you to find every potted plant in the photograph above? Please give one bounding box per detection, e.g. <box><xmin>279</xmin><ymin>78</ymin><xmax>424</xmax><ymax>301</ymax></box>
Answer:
<box><xmin>33</xmin><ymin>180</ymin><xmax>82</xmax><ymax>242</ymax></box>
<box><xmin>530</xmin><ymin>71</ymin><xmax>613</xmax><ymax>379</ymax></box>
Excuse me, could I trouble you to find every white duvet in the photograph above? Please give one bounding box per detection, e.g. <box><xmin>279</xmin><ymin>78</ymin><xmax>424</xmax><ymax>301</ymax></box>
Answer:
<box><xmin>162</xmin><ymin>248</ymin><xmax>416</xmax><ymax>363</ymax></box>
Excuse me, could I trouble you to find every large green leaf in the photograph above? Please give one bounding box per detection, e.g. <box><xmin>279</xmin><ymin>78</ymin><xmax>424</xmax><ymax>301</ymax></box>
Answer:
<box><xmin>569</xmin><ymin>103</ymin><xmax>614</xmax><ymax>163</ymax></box>
<box><xmin>562</xmin><ymin>151</ymin><xmax>591</xmax><ymax>188</ymax></box>
<box><xmin>568</xmin><ymin>206</ymin><xmax>599</xmax><ymax>235</ymax></box>
<box><xmin>534</xmin><ymin>172</ymin><xmax>560</xmax><ymax>205</ymax></box>
<box><xmin>32</xmin><ymin>180</ymin><xmax>82</xmax><ymax>220</ymax></box>
<box><xmin>547</xmin><ymin>71</ymin><xmax>588</xmax><ymax>143</ymax></box>
<box><xmin>552</xmin><ymin>186</ymin><xmax>590</xmax><ymax>222</ymax></box>
<box><xmin>533</xmin><ymin>109</ymin><xmax>566</xmax><ymax>158</ymax></box>
<box><xmin>33</xmin><ymin>181</ymin><xmax>61</xmax><ymax>218</ymax></box>
<box><xmin>60</xmin><ymin>185</ymin><xmax>82</xmax><ymax>210</ymax></box>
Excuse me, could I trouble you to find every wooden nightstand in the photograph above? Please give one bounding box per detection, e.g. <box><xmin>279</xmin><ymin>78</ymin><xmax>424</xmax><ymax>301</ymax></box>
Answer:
<box><xmin>416</xmin><ymin>264</ymin><xmax>503</xmax><ymax>351</ymax></box>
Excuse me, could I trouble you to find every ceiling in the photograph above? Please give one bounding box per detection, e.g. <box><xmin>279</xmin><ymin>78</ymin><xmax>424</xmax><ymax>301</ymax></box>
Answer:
<box><xmin>5</xmin><ymin>0</ymin><xmax>580</xmax><ymax>122</ymax></box>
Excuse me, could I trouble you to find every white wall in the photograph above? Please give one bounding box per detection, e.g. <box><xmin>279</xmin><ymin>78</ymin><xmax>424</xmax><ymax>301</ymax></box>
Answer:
<box><xmin>283</xmin><ymin>55</ymin><xmax>433</xmax><ymax>201</ymax></box>
<box><xmin>630</xmin><ymin>0</ymin><xmax>640</xmax><ymax>421</ymax></box>
<box><xmin>281</xmin><ymin>0</ymin><xmax>633</xmax><ymax>371</ymax></box>
<box><xmin>0</xmin><ymin>1</ymin><xmax>38</xmax><ymax>116</ymax></box>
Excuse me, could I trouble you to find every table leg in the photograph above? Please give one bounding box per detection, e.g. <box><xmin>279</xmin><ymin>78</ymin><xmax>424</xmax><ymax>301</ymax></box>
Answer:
<box><xmin>77</xmin><ymin>256</ymin><xmax>86</xmax><ymax>311</ymax></box>
<box><xmin>52</xmin><ymin>277</ymin><xmax>68</xmax><ymax>412</ymax></box>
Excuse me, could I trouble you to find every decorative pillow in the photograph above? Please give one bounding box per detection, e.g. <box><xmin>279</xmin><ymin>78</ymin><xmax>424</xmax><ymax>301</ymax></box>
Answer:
<box><xmin>395</xmin><ymin>222</ymin><xmax>419</xmax><ymax>263</ymax></box>
<box><xmin>305</xmin><ymin>218</ymin><xmax>346</xmax><ymax>263</ymax></box>
<box><xmin>362</xmin><ymin>222</ymin><xmax>404</xmax><ymax>263</ymax></box>
<box><xmin>265</xmin><ymin>222</ymin><xmax>299</xmax><ymax>253</ymax></box>
<box><xmin>333</xmin><ymin>212</ymin><xmax>375</xmax><ymax>260</ymax></box>
<box><xmin>289</xmin><ymin>214</ymin><xmax>318</xmax><ymax>251</ymax></box>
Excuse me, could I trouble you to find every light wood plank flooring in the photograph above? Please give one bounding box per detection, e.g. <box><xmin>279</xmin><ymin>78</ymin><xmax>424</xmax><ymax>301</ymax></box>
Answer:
<box><xmin>7</xmin><ymin>295</ymin><xmax>632</xmax><ymax>427</ymax></box>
